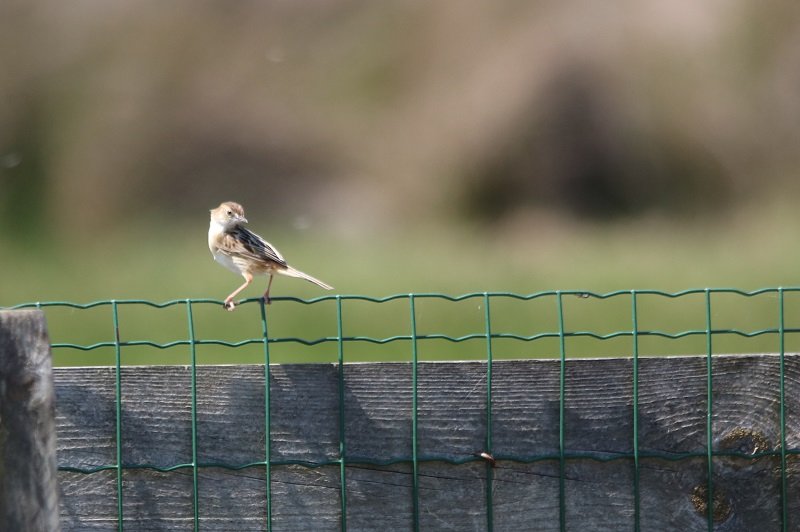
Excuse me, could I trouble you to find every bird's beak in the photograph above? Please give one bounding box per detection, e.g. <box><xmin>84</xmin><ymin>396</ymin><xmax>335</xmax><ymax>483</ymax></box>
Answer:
<box><xmin>239</xmin><ymin>216</ymin><xmax>248</xmax><ymax>224</ymax></box>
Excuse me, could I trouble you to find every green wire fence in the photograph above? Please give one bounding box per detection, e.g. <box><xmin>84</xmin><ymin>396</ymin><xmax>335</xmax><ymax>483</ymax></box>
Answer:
<box><xmin>6</xmin><ymin>288</ymin><xmax>800</xmax><ymax>530</ymax></box>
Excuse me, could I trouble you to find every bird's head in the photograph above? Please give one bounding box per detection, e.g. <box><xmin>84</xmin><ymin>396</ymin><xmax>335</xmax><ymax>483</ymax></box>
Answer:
<box><xmin>210</xmin><ymin>201</ymin><xmax>248</xmax><ymax>229</ymax></box>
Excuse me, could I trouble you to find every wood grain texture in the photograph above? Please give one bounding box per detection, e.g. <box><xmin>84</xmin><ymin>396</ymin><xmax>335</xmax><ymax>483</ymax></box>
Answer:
<box><xmin>54</xmin><ymin>355</ymin><xmax>800</xmax><ymax>531</ymax></box>
<box><xmin>0</xmin><ymin>310</ymin><xmax>60</xmax><ymax>531</ymax></box>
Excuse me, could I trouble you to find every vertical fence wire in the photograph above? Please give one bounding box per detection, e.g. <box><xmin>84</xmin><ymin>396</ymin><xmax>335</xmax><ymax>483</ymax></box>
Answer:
<box><xmin>778</xmin><ymin>288</ymin><xmax>788</xmax><ymax>531</ymax></box>
<box><xmin>258</xmin><ymin>300</ymin><xmax>273</xmax><ymax>531</ymax></box>
<box><xmin>631</xmin><ymin>291</ymin><xmax>641</xmax><ymax>532</ymax></box>
<box><xmin>185</xmin><ymin>300</ymin><xmax>200</xmax><ymax>531</ymax></box>
<box><xmin>556</xmin><ymin>292</ymin><xmax>567</xmax><ymax>532</ymax></box>
<box><xmin>704</xmin><ymin>289</ymin><xmax>714</xmax><ymax>531</ymax></box>
<box><xmin>409</xmin><ymin>294</ymin><xmax>421</xmax><ymax>531</ymax></box>
<box><xmin>111</xmin><ymin>301</ymin><xmax>124</xmax><ymax>532</ymax></box>
<box><xmin>336</xmin><ymin>296</ymin><xmax>348</xmax><ymax>531</ymax></box>
<box><xmin>483</xmin><ymin>292</ymin><xmax>494</xmax><ymax>532</ymax></box>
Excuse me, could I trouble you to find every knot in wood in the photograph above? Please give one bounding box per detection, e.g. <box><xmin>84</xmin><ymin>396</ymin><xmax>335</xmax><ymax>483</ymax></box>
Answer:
<box><xmin>691</xmin><ymin>483</ymin><xmax>732</xmax><ymax>524</ymax></box>
<box><xmin>719</xmin><ymin>427</ymin><xmax>771</xmax><ymax>456</ymax></box>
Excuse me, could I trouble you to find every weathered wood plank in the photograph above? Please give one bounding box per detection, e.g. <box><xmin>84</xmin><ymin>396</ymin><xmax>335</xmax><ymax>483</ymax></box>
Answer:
<box><xmin>54</xmin><ymin>355</ymin><xmax>800</xmax><ymax>531</ymax></box>
<box><xmin>0</xmin><ymin>310</ymin><xmax>60</xmax><ymax>531</ymax></box>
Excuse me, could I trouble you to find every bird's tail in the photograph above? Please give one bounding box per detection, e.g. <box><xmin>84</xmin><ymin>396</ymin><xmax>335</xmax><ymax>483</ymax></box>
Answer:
<box><xmin>281</xmin><ymin>266</ymin><xmax>333</xmax><ymax>290</ymax></box>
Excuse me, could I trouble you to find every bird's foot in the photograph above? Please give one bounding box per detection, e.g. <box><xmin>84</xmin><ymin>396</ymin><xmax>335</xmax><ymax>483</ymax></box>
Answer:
<box><xmin>223</xmin><ymin>299</ymin><xmax>236</xmax><ymax>311</ymax></box>
<box><xmin>262</xmin><ymin>294</ymin><xmax>272</xmax><ymax>305</ymax></box>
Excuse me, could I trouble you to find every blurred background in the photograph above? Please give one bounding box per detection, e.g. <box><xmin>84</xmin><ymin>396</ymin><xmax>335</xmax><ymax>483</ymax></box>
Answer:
<box><xmin>3</xmin><ymin>1</ymin><xmax>800</xmax><ymax>364</ymax></box>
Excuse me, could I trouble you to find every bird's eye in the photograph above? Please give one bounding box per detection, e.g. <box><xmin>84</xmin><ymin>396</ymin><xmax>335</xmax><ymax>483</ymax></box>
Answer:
<box><xmin>226</xmin><ymin>210</ymin><xmax>232</xmax><ymax>216</ymax></box>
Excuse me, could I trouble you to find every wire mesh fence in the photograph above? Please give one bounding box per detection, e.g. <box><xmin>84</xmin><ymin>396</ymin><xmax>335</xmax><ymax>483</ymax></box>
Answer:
<box><xmin>10</xmin><ymin>288</ymin><xmax>800</xmax><ymax>363</ymax></box>
<box><xmin>6</xmin><ymin>289</ymin><xmax>800</xmax><ymax>530</ymax></box>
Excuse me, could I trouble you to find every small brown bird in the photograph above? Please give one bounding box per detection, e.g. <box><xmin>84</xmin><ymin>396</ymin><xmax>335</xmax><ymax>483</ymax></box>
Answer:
<box><xmin>208</xmin><ymin>201</ymin><xmax>333</xmax><ymax>311</ymax></box>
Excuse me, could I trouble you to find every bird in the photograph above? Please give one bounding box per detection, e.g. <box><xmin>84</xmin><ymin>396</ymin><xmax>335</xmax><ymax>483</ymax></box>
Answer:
<box><xmin>208</xmin><ymin>201</ymin><xmax>333</xmax><ymax>311</ymax></box>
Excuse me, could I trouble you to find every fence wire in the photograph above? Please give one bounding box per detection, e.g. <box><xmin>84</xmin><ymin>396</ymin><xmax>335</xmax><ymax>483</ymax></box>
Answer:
<box><xmin>6</xmin><ymin>288</ymin><xmax>799</xmax><ymax>531</ymax></box>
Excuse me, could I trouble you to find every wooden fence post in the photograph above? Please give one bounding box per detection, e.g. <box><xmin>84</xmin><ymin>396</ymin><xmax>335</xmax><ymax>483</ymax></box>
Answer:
<box><xmin>0</xmin><ymin>310</ymin><xmax>60</xmax><ymax>532</ymax></box>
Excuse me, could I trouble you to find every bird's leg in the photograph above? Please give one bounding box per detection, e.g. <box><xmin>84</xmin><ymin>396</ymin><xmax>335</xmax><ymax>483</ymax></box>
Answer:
<box><xmin>223</xmin><ymin>272</ymin><xmax>253</xmax><ymax>311</ymax></box>
<box><xmin>262</xmin><ymin>274</ymin><xmax>274</xmax><ymax>305</ymax></box>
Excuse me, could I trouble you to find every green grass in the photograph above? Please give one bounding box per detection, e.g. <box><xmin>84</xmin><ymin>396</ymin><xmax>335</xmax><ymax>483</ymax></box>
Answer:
<box><xmin>4</xmin><ymin>202</ymin><xmax>800</xmax><ymax>366</ymax></box>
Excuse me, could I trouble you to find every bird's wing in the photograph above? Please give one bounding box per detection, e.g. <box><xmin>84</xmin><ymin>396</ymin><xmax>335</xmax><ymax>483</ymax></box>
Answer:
<box><xmin>218</xmin><ymin>226</ymin><xmax>288</xmax><ymax>267</ymax></box>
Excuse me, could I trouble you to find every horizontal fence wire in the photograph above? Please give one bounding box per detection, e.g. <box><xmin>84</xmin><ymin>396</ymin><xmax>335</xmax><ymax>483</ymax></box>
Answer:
<box><xmin>5</xmin><ymin>288</ymin><xmax>799</xmax><ymax>531</ymax></box>
<box><xmin>8</xmin><ymin>288</ymin><xmax>800</xmax><ymax>351</ymax></box>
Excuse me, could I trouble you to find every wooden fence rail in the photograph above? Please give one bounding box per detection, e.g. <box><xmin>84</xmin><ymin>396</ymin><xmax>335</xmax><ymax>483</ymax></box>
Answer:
<box><xmin>55</xmin><ymin>357</ymin><xmax>800</xmax><ymax>531</ymax></box>
<box><xmin>4</xmin><ymin>310</ymin><xmax>800</xmax><ymax>530</ymax></box>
